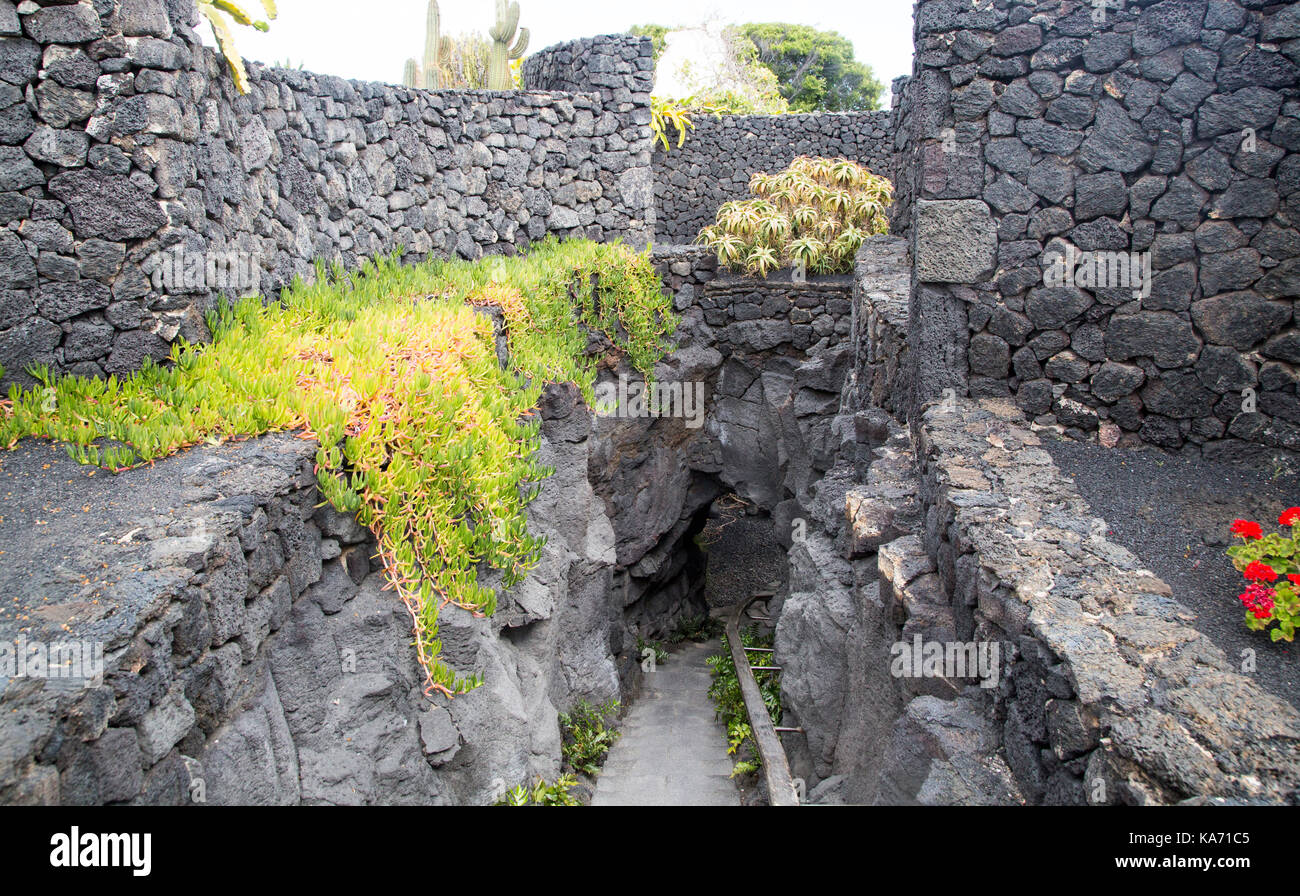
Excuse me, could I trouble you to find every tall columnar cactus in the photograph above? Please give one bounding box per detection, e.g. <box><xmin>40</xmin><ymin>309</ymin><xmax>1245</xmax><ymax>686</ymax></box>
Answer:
<box><xmin>402</xmin><ymin>1</ymin><xmax>450</xmax><ymax>89</ymax></box>
<box><xmin>422</xmin><ymin>0</ymin><xmax>444</xmax><ymax>89</ymax></box>
<box><xmin>487</xmin><ymin>0</ymin><xmax>529</xmax><ymax>90</ymax></box>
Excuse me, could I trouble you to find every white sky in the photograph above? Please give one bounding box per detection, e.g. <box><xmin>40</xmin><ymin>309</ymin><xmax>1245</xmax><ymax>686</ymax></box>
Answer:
<box><xmin>223</xmin><ymin>0</ymin><xmax>917</xmax><ymax>104</ymax></box>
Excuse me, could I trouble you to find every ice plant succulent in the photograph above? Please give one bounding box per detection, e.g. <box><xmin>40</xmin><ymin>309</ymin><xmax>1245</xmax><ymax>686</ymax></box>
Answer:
<box><xmin>1227</xmin><ymin>511</ymin><xmax>1300</xmax><ymax>642</ymax></box>
<box><xmin>0</xmin><ymin>239</ymin><xmax>677</xmax><ymax>696</ymax></box>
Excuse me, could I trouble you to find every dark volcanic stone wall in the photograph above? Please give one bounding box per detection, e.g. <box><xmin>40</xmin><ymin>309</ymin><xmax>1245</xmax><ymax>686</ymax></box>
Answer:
<box><xmin>0</xmin><ymin>2</ymin><xmax>655</xmax><ymax>388</ymax></box>
<box><xmin>653</xmin><ymin>111</ymin><xmax>895</xmax><ymax>243</ymax></box>
<box><xmin>900</xmin><ymin>0</ymin><xmax>1300</xmax><ymax>459</ymax></box>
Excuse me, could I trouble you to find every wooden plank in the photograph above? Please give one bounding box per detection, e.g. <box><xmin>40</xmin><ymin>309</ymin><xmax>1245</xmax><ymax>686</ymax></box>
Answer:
<box><xmin>727</xmin><ymin>596</ymin><xmax>800</xmax><ymax>807</ymax></box>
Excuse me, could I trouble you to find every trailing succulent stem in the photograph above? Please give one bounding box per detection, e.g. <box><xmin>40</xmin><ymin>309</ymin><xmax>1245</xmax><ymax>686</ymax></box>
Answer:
<box><xmin>1</xmin><ymin>240</ymin><xmax>677</xmax><ymax>699</ymax></box>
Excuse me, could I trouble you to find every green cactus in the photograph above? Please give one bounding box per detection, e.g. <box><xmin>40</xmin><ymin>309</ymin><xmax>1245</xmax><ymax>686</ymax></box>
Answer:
<box><xmin>422</xmin><ymin>0</ymin><xmax>445</xmax><ymax>89</ymax></box>
<box><xmin>487</xmin><ymin>0</ymin><xmax>529</xmax><ymax>90</ymax></box>
<box><xmin>401</xmin><ymin>1</ymin><xmax>452</xmax><ymax>89</ymax></box>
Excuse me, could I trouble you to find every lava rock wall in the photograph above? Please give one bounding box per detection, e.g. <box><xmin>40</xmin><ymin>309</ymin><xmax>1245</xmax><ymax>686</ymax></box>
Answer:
<box><xmin>0</xmin><ymin>1</ymin><xmax>655</xmax><ymax>387</ymax></box>
<box><xmin>652</xmin><ymin>111</ymin><xmax>894</xmax><ymax>243</ymax></box>
<box><xmin>897</xmin><ymin>0</ymin><xmax>1300</xmax><ymax>459</ymax></box>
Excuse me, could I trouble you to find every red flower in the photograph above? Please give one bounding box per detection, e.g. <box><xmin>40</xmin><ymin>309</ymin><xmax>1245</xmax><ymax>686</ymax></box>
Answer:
<box><xmin>1289</xmin><ymin>574</ymin><xmax>1300</xmax><ymax>586</ymax></box>
<box><xmin>1244</xmin><ymin>561</ymin><xmax>1278</xmax><ymax>582</ymax></box>
<box><xmin>1231</xmin><ymin>519</ymin><xmax>1263</xmax><ymax>539</ymax></box>
<box><xmin>1239</xmin><ymin>583</ymin><xmax>1276</xmax><ymax>620</ymax></box>
<box><xmin>1280</xmin><ymin>507</ymin><xmax>1300</xmax><ymax>526</ymax></box>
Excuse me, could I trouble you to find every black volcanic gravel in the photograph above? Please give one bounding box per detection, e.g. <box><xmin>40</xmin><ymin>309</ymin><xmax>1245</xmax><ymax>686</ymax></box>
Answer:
<box><xmin>1044</xmin><ymin>437</ymin><xmax>1299</xmax><ymax>710</ymax></box>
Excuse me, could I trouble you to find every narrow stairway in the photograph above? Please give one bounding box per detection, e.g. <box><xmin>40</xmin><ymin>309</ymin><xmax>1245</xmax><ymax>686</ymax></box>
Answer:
<box><xmin>591</xmin><ymin>639</ymin><xmax>740</xmax><ymax>806</ymax></box>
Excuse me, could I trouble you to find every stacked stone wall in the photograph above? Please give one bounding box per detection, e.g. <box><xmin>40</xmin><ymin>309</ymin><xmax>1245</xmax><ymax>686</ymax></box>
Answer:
<box><xmin>898</xmin><ymin>0</ymin><xmax>1300</xmax><ymax>458</ymax></box>
<box><xmin>0</xmin><ymin>1</ymin><xmax>654</xmax><ymax>386</ymax></box>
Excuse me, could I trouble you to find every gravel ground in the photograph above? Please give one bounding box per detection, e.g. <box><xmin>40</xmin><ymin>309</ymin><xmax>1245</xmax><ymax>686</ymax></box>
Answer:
<box><xmin>1044</xmin><ymin>437</ymin><xmax>1300</xmax><ymax>710</ymax></box>
<box><xmin>699</xmin><ymin>502</ymin><xmax>787</xmax><ymax>610</ymax></box>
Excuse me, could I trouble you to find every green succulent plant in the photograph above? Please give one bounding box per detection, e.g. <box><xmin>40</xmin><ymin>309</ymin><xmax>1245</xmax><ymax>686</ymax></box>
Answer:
<box><xmin>198</xmin><ymin>0</ymin><xmax>277</xmax><ymax>95</ymax></box>
<box><xmin>403</xmin><ymin>0</ymin><xmax>454</xmax><ymax>89</ymax></box>
<box><xmin>1</xmin><ymin>240</ymin><xmax>677</xmax><ymax>698</ymax></box>
<box><xmin>487</xmin><ymin>0</ymin><xmax>529</xmax><ymax>90</ymax></box>
<box><xmin>698</xmin><ymin>156</ymin><xmax>892</xmax><ymax>278</ymax></box>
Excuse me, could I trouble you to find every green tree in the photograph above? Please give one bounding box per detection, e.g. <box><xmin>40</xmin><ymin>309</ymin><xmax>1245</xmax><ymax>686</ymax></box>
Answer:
<box><xmin>737</xmin><ymin>23</ymin><xmax>884</xmax><ymax>112</ymax></box>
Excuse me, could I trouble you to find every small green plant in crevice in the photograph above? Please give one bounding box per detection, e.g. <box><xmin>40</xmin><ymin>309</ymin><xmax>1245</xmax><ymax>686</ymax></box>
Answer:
<box><xmin>0</xmin><ymin>238</ymin><xmax>677</xmax><ymax>699</ymax></box>
<box><xmin>558</xmin><ymin>698</ymin><xmax>620</xmax><ymax>776</ymax></box>
<box><xmin>697</xmin><ymin>155</ymin><xmax>893</xmax><ymax>277</ymax></box>
<box><xmin>496</xmin><ymin>775</ymin><xmax>581</xmax><ymax>806</ymax></box>
<box><xmin>668</xmin><ymin>612</ymin><xmax>723</xmax><ymax>643</ymax></box>
<box><xmin>707</xmin><ymin>627</ymin><xmax>781</xmax><ymax>779</ymax></box>
<box><xmin>636</xmin><ymin>636</ymin><xmax>669</xmax><ymax>666</ymax></box>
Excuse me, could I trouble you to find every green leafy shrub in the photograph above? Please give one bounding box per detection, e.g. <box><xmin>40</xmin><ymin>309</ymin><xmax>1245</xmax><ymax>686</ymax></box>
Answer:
<box><xmin>737</xmin><ymin>23</ymin><xmax>886</xmax><ymax>111</ymax></box>
<box><xmin>668</xmin><ymin>612</ymin><xmax>723</xmax><ymax>643</ymax></box>
<box><xmin>697</xmin><ymin>156</ymin><xmax>893</xmax><ymax>277</ymax></box>
<box><xmin>706</xmin><ymin>627</ymin><xmax>781</xmax><ymax>778</ymax></box>
<box><xmin>558</xmin><ymin>698</ymin><xmax>620</xmax><ymax>776</ymax></box>
<box><xmin>0</xmin><ymin>239</ymin><xmax>677</xmax><ymax>698</ymax></box>
<box><xmin>635</xmin><ymin>636</ymin><xmax>669</xmax><ymax>666</ymax></box>
<box><xmin>497</xmin><ymin>775</ymin><xmax>581</xmax><ymax>806</ymax></box>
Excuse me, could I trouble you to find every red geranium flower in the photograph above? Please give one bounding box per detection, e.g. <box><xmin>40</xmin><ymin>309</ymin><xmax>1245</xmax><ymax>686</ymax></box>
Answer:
<box><xmin>1231</xmin><ymin>519</ymin><xmax>1263</xmax><ymax>539</ymax></box>
<box><xmin>1239</xmin><ymin>583</ymin><xmax>1277</xmax><ymax>618</ymax></box>
<box><xmin>1244</xmin><ymin>561</ymin><xmax>1278</xmax><ymax>582</ymax></box>
<box><xmin>1280</xmin><ymin>507</ymin><xmax>1300</xmax><ymax>526</ymax></box>
<box><xmin>1289</xmin><ymin>574</ymin><xmax>1300</xmax><ymax>586</ymax></box>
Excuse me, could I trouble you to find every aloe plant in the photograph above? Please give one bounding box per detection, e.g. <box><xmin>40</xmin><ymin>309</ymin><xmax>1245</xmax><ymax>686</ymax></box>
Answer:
<box><xmin>698</xmin><ymin>156</ymin><xmax>893</xmax><ymax>277</ymax></box>
<box><xmin>198</xmin><ymin>0</ymin><xmax>277</xmax><ymax>95</ymax></box>
<box><xmin>487</xmin><ymin>0</ymin><xmax>529</xmax><ymax>90</ymax></box>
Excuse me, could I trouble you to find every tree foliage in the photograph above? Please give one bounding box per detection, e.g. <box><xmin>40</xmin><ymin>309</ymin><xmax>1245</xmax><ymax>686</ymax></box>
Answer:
<box><xmin>736</xmin><ymin>23</ymin><xmax>884</xmax><ymax>112</ymax></box>
<box><xmin>629</xmin><ymin>24</ymin><xmax>671</xmax><ymax>62</ymax></box>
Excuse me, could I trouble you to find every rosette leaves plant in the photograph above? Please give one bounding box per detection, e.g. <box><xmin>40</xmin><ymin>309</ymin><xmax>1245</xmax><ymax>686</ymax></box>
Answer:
<box><xmin>697</xmin><ymin>156</ymin><xmax>892</xmax><ymax>277</ymax></box>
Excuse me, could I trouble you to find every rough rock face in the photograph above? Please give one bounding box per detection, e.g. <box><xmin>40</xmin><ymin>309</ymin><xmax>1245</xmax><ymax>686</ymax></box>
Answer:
<box><xmin>0</xmin><ymin>242</ymin><xmax>862</xmax><ymax>804</ymax></box>
<box><xmin>779</xmin><ymin>393</ymin><xmax>1300</xmax><ymax>804</ymax></box>
<box><xmin>775</xmin><ymin>236</ymin><xmax>1300</xmax><ymax>806</ymax></box>
<box><xmin>850</xmin><ymin>236</ymin><xmax>912</xmax><ymax>417</ymax></box>
<box><xmin>0</xmin><ymin>390</ymin><xmax>692</xmax><ymax>805</ymax></box>
<box><xmin>893</xmin><ymin>0</ymin><xmax>1300</xmax><ymax>458</ymax></box>
<box><xmin>0</xmin><ymin>0</ymin><xmax>656</xmax><ymax>386</ymax></box>
<box><xmin>653</xmin><ymin>112</ymin><xmax>895</xmax><ymax>244</ymax></box>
